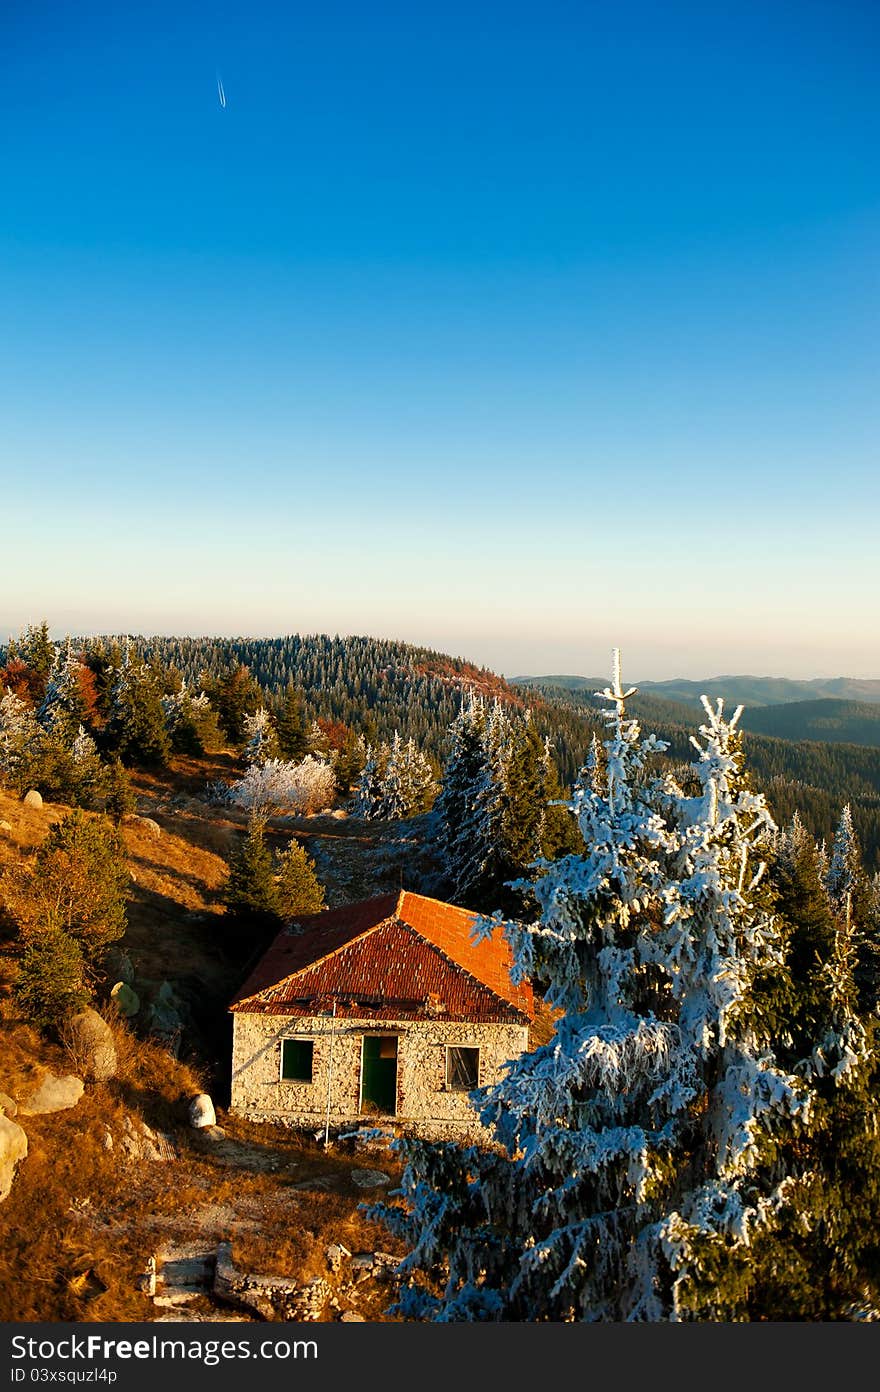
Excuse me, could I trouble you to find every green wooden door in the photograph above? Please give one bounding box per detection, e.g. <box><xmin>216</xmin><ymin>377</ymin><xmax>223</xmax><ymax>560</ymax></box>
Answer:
<box><xmin>361</xmin><ymin>1035</ymin><xmax>397</xmax><ymax>1114</ymax></box>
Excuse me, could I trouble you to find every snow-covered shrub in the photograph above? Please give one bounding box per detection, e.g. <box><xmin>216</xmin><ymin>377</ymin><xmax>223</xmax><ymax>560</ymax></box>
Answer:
<box><xmin>227</xmin><ymin>756</ymin><xmax>336</xmax><ymax>815</ymax></box>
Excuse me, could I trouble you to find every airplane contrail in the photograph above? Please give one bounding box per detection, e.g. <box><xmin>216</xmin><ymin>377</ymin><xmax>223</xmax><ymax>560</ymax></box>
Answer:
<box><xmin>217</xmin><ymin>76</ymin><xmax>226</xmax><ymax>109</ymax></box>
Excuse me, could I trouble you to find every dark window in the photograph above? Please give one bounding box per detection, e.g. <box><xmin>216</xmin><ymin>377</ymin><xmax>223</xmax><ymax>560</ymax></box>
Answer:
<box><xmin>281</xmin><ymin>1038</ymin><xmax>314</xmax><ymax>1082</ymax></box>
<box><xmin>446</xmin><ymin>1046</ymin><xmax>479</xmax><ymax>1091</ymax></box>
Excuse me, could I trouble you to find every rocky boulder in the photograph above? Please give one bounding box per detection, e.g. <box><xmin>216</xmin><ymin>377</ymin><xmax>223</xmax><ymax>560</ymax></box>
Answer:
<box><xmin>65</xmin><ymin>1007</ymin><xmax>117</xmax><ymax>1082</ymax></box>
<box><xmin>188</xmin><ymin>1094</ymin><xmax>216</xmax><ymax>1129</ymax></box>
<box><xmin>18</xmin><ymin>1071</ymin><xmax>84</xmax><ymax>1116</ymax></box>
<box><xmin>118</xmin><ymin>1114</ymin><xmax>175</xmax><ymax>1163</ymax></box>
<box><xmin>22</xmin><ymin>790</ymin><xmax>42</xmax><ymax>809</ymax></box>
<box><xmin>350</xmin><ymin>1167</ymin><xmax>391</xmax><ymax>1189</ymax></box>
<box><xmin>0</xmin><ymin>1114</ymin><xmax>28</xmax><ymax>1201</ymax></box>
<box><xmin>0</xmin><ymin>1091</ymin><xmax>18</xmax><ymax>1118</ymax></box>
<box><xmin>123</xmin><ymin>814</ymin><xmax>161</xmax><ymax>838</ymax></box>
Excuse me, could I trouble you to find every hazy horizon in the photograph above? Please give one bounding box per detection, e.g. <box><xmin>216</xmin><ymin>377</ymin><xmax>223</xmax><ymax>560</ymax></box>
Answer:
<box><xmin>1</xmin><ymin>617</ymin><xmax>877</xmax><ymax>686</ymax></box>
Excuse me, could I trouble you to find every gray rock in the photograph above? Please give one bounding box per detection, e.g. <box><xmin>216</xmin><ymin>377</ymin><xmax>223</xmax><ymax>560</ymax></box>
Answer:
<box><xmin>350</xmin><ymin>1167</ymin><xmax>391</xmax><ymax>1189</ymax></box>
<box><xmin>18</xmin><ymin>1072</ymin><xmax>84</xmax><ymax>1116</ymax></box>
<box><xmin>66</xmin><ymin>1007</ymin><xmax>117</xmax><ymax>1082</ymax></box>
<box><xmin>110</xmin><ymin>981</ymin><xmax>140</xmax><ymax>1017</ymax></box>
<box><xmin>22</xmin><ymin>790</ymin><xmax>42</xmax><ymax>809</ymax></box>
<box><xmin>0</xmin><ymin>1113</ymin><xmax>28</xmax><ymax>1201</ymax></box>
<box><xmin>123</xmin><ymin>813</ymin><xmax>161</xmax><ymax>837</ymax></box>
<box><xmin>148</xmin><ymin>981</ymin><xmax>185</xmax><ymax>1035</ymax></box>
<box><xmin>101</xmin><ymin>1127</ymin><xmax>114</xmax><ymax>1152</ymax></box>
<box><xmin>0</xmin><ymin>1091</ymin><xmax>18</xmax><ymax>1118</ymax></box>
<box><xmin>120</xmin><ymin>1114</ymin><xmax>176</xmax><ymax>1163</ymax></box>
<box><xmin>188</xmin><ymin>1094</ymin><xmax>216</xmax><ymax>1129</ymax></box>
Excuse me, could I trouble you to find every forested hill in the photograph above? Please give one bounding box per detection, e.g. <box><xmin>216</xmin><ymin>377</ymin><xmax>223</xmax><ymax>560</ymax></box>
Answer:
<box><xmin>104</xmin><ymin>633</ymin><xmax>520</xmax><ymax>751</ymax></box>
<box><xmin>11</xmin><ymin>631</ymin><xmax>877</xmax><ymax>870</ymax></box>
<box><xmin>739</xmin><ymin>699</ymin><xmax>880</xmax><ymax>748</ymax></box>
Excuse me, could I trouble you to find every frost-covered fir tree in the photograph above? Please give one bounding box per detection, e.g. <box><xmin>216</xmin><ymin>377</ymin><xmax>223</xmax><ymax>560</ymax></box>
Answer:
<box><xmin>161</xmin><ymin>683</ymin><xmax>221</xmax><ymax>755</ymax></box>
<box><xmin>38</xmin><ymin>640</ymin><xmax>96</xmax><ymax>736</ymax></box>
<box><xmin>825</xmin><ymin>804</ymin><xmax>878</xmax><ymax>1013</ymax></box>
<box><xmin>431</xmin><ymin>693</ymin><xmax>487</xmax><ymax>881</ymax></box>
<box><xmin>106</xmin><ymin>650</ymin><xmax>171</xmax><ymax>767</ymax></box>
<box><xmin>827</xmin><ymin>804</ymin><xmax>862</xmax><ymax>910</ymax></box>
<box><xmin>0</xmin><ymin>689</ymin><xmax>41</xmax><ymax>786</ymax></box>
<box><xmin>242</xmin><ymin>707</ymin><xmax>279</xmax><ymax>766</ymax></box>
<box><xmin>354</xmin><ymin>733</ymin><xmax>436</xmax><ymax>819</ymax></box>
<box><xmin>378</xmin><ymin>652</ymin><xmax>807</xmax><ymax>1321</ymax></box>
<box><xmin>354</xmin><ymin>743</ymin><xmax>387</xmax><ymax>818</ymax></box>
<box><xmin>378</xmin><ymin>732</ymin><xmax>437</xmax><ymax>819</ymax></box>
<box><xmin>432</xmin><ymin>697</ymin><xmax>561</xmax><ymax>912</ymax></box>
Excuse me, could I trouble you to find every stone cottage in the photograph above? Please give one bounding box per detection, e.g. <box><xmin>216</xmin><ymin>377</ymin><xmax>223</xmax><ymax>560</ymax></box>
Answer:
<box><xmin>229</xmin><ymin>890</ymin><xmax>534</xmax><ymax>1142</ymax></box>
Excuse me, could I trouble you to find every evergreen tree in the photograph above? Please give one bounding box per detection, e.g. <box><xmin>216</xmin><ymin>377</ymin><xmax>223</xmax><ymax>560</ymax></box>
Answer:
<box><xmin>826</xmin><ymin>804</ymin><xmax>878</xmax><ymax>1012</ymax></box>
<box><xmin>275</xmin><ymin>682</ymin><xmax>310</xmax><ymax>761</ymax></box>
<box><xmin>431</xmin><ymin>693</ymin><xmax>487</xmax><ymax>883</ymax></box>
<box><xmin>18</xmin><ymin>621</ymin><xmax>55</xmax><ymax>699</ymax></box>
<box><xmin>242</xmin><ymin>707</ymin><xmax>280</xmax><ymax>765</ymax></box>
<box><xmin>827</xmin><ymin>804</ymin><xmax>864</xmax><ymax>910</ymax></box>
<box><xmin>742</xmin><ymin>859</ymin><xmax>880</xmax><ymax>1319</ymax></box>
<box><xmin>14</xmin><ymin>927</ymin><xmax>90</xmax><ymax>1030</ymax></box>
<box><xmin>5</xmin><ymin>811</ymin><xmax>128</xmax><ymax>965</ymax></box>
<box><xmin>354</xmin><ymin>743</ymin><xmax>388</xmax><ymax>818</ymax></box>
<box><xmin>0</xmin><ymin>689</ymin><xmax>41</xmax><ymax>788</ymax></box>
<box><xmin>379</xmin><ymin>654</ymin><xmax>805</xmax><ymax>1321</ymax></box>
<box><xmin>332</xmin><ymin>728</ymin><xmax>367</xmax><ymax>794</ymax></box>
<box><xmin>38</xmin><ymin>641</ymin><xmax>99</xmax><ymax>737</ymax></box>
<box><xmin>276</xmin><ymin>838</ymin><xmax>326</xmax><ymax>920</ymax></box>
<box><xmin>379</xmin><ymin>732</ymin><xmax>437</xmax><ymax>819</ymax></box>
<box><xmin>223</xmin><ymin>813</ymin><xmax>280</xmax><ymax>921</ymax></box>
<box><xmin>102</xmin><ymin>759</ymin><xmax>137</xmax><ymax>824</ymax></box>
<box><xmin>540</xmin><ymin>749</ymin><xmax>582</xmax><ymax>862</ymax></box>
<box><xmin>207</xmin><ymin>663</ymin><xmax>263</xmax><ymax>745</ymax></box>
<box><xmin>161</xmin><ymin>684</ymin><xmax>222</xmax><ymax>756</ymax></box>
<box><xmin>105</xmin><ymin>652</ymin><xmax>171</xmax><ymax>767</ymax></box>
<box><xmin>433</xmin><ymin>699</ymin><xmax>563</xmax><ymax>912</ymax></box>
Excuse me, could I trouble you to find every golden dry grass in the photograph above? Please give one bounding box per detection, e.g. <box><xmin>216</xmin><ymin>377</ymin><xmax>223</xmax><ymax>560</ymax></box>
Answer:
<box><xmin>0</xmin><ymin>767</ymin><xmax>410</xmax><ymax>1323</ymax></box>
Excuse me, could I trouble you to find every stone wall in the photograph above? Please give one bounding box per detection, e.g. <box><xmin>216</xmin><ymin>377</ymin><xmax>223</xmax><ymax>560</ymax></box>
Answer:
<box><xmin>230</xmin><ymin>1011</ymin><xmax>528</xmax><ymax>1142</ymax></box>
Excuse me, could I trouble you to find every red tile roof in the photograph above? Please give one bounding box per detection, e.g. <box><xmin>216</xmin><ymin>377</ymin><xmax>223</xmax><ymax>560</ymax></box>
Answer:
<box><xmin>230</xmin><ymin>890</ymin><xmax>533</xmax><ymax>1023</ymax></box>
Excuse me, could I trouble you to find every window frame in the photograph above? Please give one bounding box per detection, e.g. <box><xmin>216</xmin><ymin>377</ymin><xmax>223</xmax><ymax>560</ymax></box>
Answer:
<box><xmin>445</xmin><ymin>1044</ymin><xmax>480</xmax><ymax>1092</ymax></box>
<box><xmin>279</xmin><ymin>1036</ymin><xmax>315</xmax><ymax>1084</ymax></box>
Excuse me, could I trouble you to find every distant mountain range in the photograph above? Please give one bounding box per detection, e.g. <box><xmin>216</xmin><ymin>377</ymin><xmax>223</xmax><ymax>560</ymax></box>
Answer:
<box><xmin>511</xmin><ymin>676</ymin><xmax>880</xmax><ymax>751</ymax></box>
<box><xmin>511</xmin><ymin>674</ymin><xmax>880</xmax><ymax>708</ymax></box>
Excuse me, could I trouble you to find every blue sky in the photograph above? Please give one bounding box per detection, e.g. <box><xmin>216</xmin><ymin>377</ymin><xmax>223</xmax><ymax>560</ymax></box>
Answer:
<box><xmin>1</xmin><ymin>0</ymin><xmax>878</xmax><ymax>678</ymax></box>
